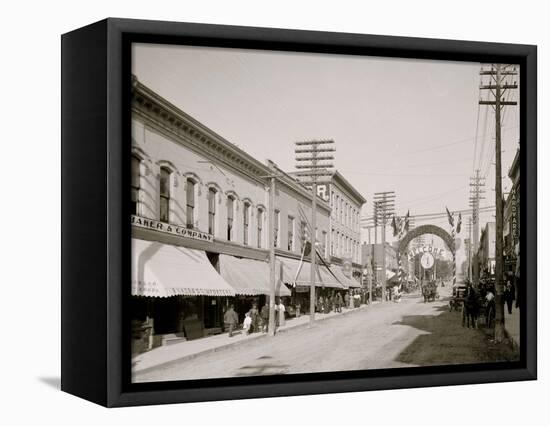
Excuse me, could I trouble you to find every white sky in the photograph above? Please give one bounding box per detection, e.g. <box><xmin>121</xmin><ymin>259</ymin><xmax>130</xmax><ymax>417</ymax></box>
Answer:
<box><xmin>132</xmin><ymin>43</ymin><xmax>520</xmax><ymax>257</ymax></box>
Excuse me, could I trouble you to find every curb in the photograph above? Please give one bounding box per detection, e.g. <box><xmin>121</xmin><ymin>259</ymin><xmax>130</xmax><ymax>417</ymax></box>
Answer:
<box><xmin>133</xmin><ymin>305</ymin><xmax>369</xmax><ymax>377</ymax></box>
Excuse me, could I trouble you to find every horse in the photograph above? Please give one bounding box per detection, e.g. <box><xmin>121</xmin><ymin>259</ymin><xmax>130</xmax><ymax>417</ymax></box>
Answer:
<box><xmin>462</xmin><ymin>286</ymin><xmax>479</xmax><ymax>329</ymax></box>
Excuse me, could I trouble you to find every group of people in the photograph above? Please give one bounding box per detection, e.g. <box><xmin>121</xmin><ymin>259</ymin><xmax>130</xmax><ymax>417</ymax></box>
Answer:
<box><xmin>316</xmin><ymin>290</ymin><xmax>362</xmax><ymax>314</ymax></box>
<box><xmin>461</xmin><ymin>279</ymin><xmax>516</xmax><ymax>329</ymax></box>
<box><xmin>223</xmin><ymin>300</ymin><xmax>286</xmax><ymax>337</ymax></box>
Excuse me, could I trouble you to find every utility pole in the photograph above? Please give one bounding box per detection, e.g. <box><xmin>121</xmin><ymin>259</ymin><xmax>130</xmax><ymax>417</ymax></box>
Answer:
<box><xmin>467</xmin><ymin>216</ymin><xmax>473</xmax><ymax>282</ymax></box>
<box><xmin>373</xmin><ymin>191</ymin><xmax>395</xmax><ymax>302</ymax></box>
<box><xmin>295</xmin><ymin>140</ymin><xmax>334</xmax><ymax>325</ymax></box>
<box><xmin>469</xmin><ymin>169</ymin><xmax>485</xmax><ymax>287</ymax></box>
<box><xmin>373</xmin><ymin>202</ymin><xmax>379</xmax><ymax>296</ymax></box>
<box><xmin>479</xmin><ymin>64</ymin><xmax>518</xmax><ymax>342</ymax></box>
<box><xmin>268</xmin><ymin>176</ymin><xmax>276</xmax><ymax>336</ymax></box>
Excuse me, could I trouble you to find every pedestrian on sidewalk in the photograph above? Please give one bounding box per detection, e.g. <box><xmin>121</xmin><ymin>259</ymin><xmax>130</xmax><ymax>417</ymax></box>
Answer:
<box><xmin>243</xmin><ymin>312</ymin><xmax>252</xmax><ymax>335</ymax></box>
<box><xmin>317</xmin><ymin>295</ymin><xmax>325</xmax><ymax>313</ymax></box>
<box><xmin>344</xmin><ymin>292</ymin><xmax>350</xmax><ymax>309</ymax></box>
<box><xmin>335</xmin><ymin>292</ymin><xmax>343</xmax><ymax>313</ymax></box>
<box><xmin>504</xmin><ymin>280</ymin><xmax>515</xmax><ymax>315</ymax></box>
<box><xmin>260</xmin><ymin>302</ymin><xmax>270</xmax><ymax>333</ymax></box>
<box><xmin>223</xmin><ymin>305</ymin><xmax>239</xmax><ymax>337</ymax></box>
<box><xmin>248</xmin><ymin>303</ymin><xmax>260</xmax><ymax>333</ymax></box>
<box><xmin>277</xmin><ymin>299</ymin><xmax>286</xmax><ymax>327</ymax></box>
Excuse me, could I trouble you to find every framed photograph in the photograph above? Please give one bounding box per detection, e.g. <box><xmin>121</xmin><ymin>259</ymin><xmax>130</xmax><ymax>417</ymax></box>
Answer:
<box><xmin>61</xmin><ymin>18</ymin><xmax>537</xmax><ymax>407</ymax></box>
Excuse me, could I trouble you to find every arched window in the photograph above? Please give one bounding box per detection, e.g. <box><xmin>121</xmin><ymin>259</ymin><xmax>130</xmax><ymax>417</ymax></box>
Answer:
<box><xmin>274</xmin><ymin>210</ymin><xmax>280</xmax><ymax>248</ymax></box>
<box><xmin>257</xmin><ymin>208</ymin><xmax>264</xmax><ymax>248</ymax></box>
<box><xmin>131</xmin><ymin>155</ymin><xmax>141</xmax><ymax>215</ymax></box>
<box><xmin>287</xmin><ymin>216</ymin><xmax>295</xmax><ymax>252</ymax></box>
<box><xmin>243</xmin><ymin>201</ymin><xmax>250</xmax><ymax>245</ymax></box>
<box><xmin>227</xmin><ymin>195</ymin><xmax>235</xmax><ymax>241</ymax></box>
<box><xmin>159</xmin><ymin>167</ymin><xmax>171</xmax><ymax>222</ymax></box>
<box><xmin>208</xmin><ymin>187</ymin><xmax>217</xmax><ymax>235</ymax></box>
<box><xmin>186</xmin><ymin>178</ymin><xmax>196</xmax><ymax>229</ymax></box>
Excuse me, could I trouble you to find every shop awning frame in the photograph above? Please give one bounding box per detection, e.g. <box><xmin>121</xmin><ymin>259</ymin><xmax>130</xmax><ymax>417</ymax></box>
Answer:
<box><xmin>219</xmin><ymin>254</ymin><xmax>291</xmax><ymax>297</ymax></box>
<box><xmin>131</xmin><ymin>239</ymin><xmax>235</xmax><ymax>297</ymax></box>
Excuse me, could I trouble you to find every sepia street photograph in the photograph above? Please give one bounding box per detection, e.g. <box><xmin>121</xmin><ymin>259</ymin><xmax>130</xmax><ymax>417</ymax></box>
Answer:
<box><xmin>129</xmin><ymin>43</ymin><xmax>521</xmax><ymax>383</ymax></box>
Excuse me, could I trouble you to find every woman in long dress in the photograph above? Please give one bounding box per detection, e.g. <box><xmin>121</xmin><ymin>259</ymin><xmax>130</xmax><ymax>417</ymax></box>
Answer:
<box><xmin>277</xmin><ymin>300</ymin><xmax>286</xmax><ymax>327</ymax></box>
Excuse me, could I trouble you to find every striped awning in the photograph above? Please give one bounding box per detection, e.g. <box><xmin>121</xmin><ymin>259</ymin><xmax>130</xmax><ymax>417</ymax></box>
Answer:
<box><xmin>131</xmin><ymin>239</ymin><xmax>235</xmax><ymax>297</ymax></box>
<box><xmin>277</xmin><ymin>256</ymin><xmax>345</xmax><ymax>289</ymax></box>
<box><xmin>219</xmin><ymin>255</ymin><xmax>291</xmax><ymax>296</ymax></box>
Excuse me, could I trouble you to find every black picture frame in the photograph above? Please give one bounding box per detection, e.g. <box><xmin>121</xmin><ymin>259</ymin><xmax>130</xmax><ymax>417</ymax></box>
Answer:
<box><xmin>61</xmin><ymin>18</ymin><xmax>537</xmax><ymax>407</ymax></box>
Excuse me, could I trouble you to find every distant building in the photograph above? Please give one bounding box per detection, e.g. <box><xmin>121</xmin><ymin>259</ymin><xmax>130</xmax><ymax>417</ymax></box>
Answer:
<box><xmin>478</xmin><ymin>222</ymin><xmax>496</xmax><ymax>278</ymax></box>
<box><xmin>361</xmin><ymin>242</ymin><xmax>398</xmax><ymax>284</ymax></box>
<box><xmin>504</xmin><ymin>148</ymin><xmax>520</xmax><ymax>278</ymax></box>
<box><xmin>317</xmin><ymin>171</ymin><xmax>366</xmax><ymax>284</ymax></box>
<box><xmin>130</xmin><ymin>77</ymin><xmax>346</xmax><ymax>352</ymax></box>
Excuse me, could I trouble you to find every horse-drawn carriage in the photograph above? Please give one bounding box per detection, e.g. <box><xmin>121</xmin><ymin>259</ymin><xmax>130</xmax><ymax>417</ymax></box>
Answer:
<box><xmin>421</xmin><ymin>280</ymin><xmax>438</xmax><ymax>302</ymax></box>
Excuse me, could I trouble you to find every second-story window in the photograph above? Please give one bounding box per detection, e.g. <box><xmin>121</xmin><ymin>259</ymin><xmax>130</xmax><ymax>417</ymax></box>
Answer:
<box><xmin>227</xmin><ymin>196</ymin><xmax>235</xmax><ymax>241</ymax></box>
<box><xmin>208</xmin><ymin>188</ymin><xmax>216</xmax><ymax>235</ymax></box>
<box><xmin>287</xmin><ymin>216</ymin><xmax>295</xmax><ymax>251</ymax></box>
<box><xmin>131</xmin><ymin>155</ymin><xmax>141</xmax><ymax>216</ymax></box>
<box><xmin>243</xmin><ymin>202</ymin><xmax>250</xmax><ymax>245</ymax></box>
<box><xmin>274</xmin><ymin>210</ymin><xmax>280</xmax><ymax>247</ymax></box>
<box><xmin>186</xmin><ymin>179</ymin><xmax>195</xmax><ymax>229</ymax></box>
<box><xmin>159</xmin><ymin>167</ymin><xmax>171</xmax><ymax>223</ymax></box>
<box><xmin>300</xmin><ymin>221</ymin><xmax>307</xmax><ymax>251</ymax></box>
<box><xmin>257</xmin><ymin>208</ymin><xmax>263</xmax><ymax>248</ymax></box>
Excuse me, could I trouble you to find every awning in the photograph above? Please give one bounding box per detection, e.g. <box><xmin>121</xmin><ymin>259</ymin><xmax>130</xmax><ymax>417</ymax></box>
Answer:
<box><xmin>330</xmin><ymin>266</ymin><xmax>362</xmax><ymax>288</ymax></box>
<box><xmin>131</xmin><ymin>239</ymin><xmax>235</xmax><ymax>297</ymax></box>
<box><xmin>219</xmin><ymin>255</ymin><xmax>291</xmax><ymax>296</ymax></box>
<box><xmin>277</xmin><ymin>256</ymin><xmax>345</xmax><ymax>289</ymax></box>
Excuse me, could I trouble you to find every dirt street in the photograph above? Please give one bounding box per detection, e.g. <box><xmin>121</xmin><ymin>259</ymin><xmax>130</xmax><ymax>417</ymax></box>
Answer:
<box><xmin>134</xmin><ymin>285</ymin><xmax>519</xmax><ymax>383</ymax></box>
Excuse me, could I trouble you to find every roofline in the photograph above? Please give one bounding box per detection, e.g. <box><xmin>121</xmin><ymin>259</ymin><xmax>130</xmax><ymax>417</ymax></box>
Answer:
<box><xmin>131</xmin><ymin>76</ymin><xmax>330</xmax><ymax>211</ymax></box>
<box><xmin>330</xmin><ymin>170</ymin><xmax>367</xmax><ymax>205</ymax></box>
<box><xmin>508</xmin><ymin>147</ymin><xmax>520</xmax><ymax>178</ymax></box>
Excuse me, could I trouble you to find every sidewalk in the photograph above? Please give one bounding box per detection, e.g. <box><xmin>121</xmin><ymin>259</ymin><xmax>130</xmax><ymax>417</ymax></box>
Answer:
<box><xmin>132</xmin><ymin>304</ymin><xmax>371</xmax><ymax>375</ymax></box>
<box><xmin>504</xmin><ymin>305</ymin><xmax>520</xmax><ymax>349</ymax></box>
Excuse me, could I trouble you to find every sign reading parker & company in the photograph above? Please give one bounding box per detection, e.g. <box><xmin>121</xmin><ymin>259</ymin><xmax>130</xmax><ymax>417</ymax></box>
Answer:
<box><xmin>131</xmin><ymin>215</ymin><xmax>214</xmax><ymax>243</ymax></box>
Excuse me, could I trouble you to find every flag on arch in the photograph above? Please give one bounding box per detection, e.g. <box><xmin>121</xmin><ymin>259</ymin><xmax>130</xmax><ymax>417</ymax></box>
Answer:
<box><xmin>404</xmin><ymin>210</ymin><xmax>410</xmax><ymax>233</ymax></box>
<box><xmin>445</xmin><ymin>206</ymin><xmax>454</xmax><ymax>227</ymax></box>
<box><xmin>391</xmin><ymin>216</ymin><xmax>398</xmax><ymax>237</ymax></box>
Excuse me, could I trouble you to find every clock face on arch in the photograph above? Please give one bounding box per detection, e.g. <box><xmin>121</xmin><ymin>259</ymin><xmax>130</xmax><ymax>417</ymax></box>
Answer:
<box><xmin>421</xmin><ymin>252</ymin><xmax>435</xmax><ymax>269</ymax></box>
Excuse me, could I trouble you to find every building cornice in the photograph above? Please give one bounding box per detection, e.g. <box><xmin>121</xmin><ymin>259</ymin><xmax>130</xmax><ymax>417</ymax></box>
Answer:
<box><xmin>268</xmin><ymin>161</ymin><xmax>331</xmax><ymax>214</ymax></box>
<box><xmin>330</xmin><ymin>170</ymin><xmax>367</xmax><ymax>206</ymax></box>
<box><xmin>132</xmin><ymin>78</ymin><xmax>271</xmax><ymax>185</ymax></box>
<box><xmin>508</xmin><ymin>148</ymin><xmax>520</xmax><ymax>180</ymax></box>
<box><xmin>131</xmin><ymin>77</ymin><xmax>331</xmax><ymax>213</ymax></box>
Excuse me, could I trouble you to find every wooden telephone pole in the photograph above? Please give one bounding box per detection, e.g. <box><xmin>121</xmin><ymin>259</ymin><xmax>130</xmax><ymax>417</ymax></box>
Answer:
<box><xmin>469</xmin><ymin>169</ymin><xmax>485</xmax><ymax>286</ymax></box>
<box><xmin>373</xmin><ymin>191</ymin><xmax>395</xmax><ymax>302</ymax></box>
<box><xmin>295</xmin><ymin>140</ymin><xmax>334</xmax><ymax>325</ymax></box>
<box><xmin>479</xmin><ymin>64</ymin><xmax>518</xmax><ymax>342</ymax></box>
